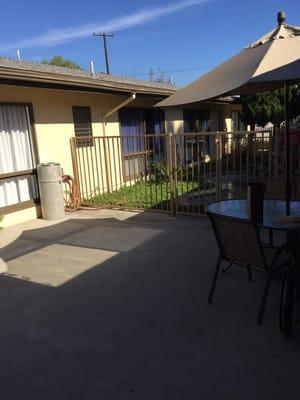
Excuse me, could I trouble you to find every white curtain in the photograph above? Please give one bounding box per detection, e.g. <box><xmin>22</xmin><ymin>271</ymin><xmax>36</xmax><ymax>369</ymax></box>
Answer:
<box><xmin>0</xmin><ymin>105</ymin><xmax>36</xmax><ymax>208</ymax></box>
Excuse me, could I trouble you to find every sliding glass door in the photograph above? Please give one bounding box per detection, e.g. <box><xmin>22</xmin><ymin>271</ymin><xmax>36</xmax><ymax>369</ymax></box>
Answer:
<box><xmin>0</xmin><ymin>104</ymin><xmax>38</xmax><ymax>210</ymax></box>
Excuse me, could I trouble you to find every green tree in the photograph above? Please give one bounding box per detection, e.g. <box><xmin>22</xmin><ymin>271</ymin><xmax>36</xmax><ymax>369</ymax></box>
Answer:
<box><xmin>240</xmin><ymin>90</ymin><xmax>284</xmax><ymax>129</ymax></box>
<box><xmin>42</xmin><ymin>56</ymin><xmax>83</xmax><ymax>70</ymax></box>
<box><xmin>290</xmin><ymin>85</ymin><xmax>300</xmax><ymax>119</ymax></box>
<box><xmin>241</xmin><ymin>86</ymin><xmax>300</xmax><ymax>129</ymax></box>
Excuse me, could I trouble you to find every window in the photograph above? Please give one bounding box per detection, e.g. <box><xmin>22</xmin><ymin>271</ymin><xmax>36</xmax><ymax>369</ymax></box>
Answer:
<box><xmin>183</xmin><ymin>109</ymin><xmax>211</xmax><ymax>133</ymax></box>
<box><xmin>119</xmin><ymin>108</ymin><xmax>165</xmax><ymax>156</ymax></box>
<box><xmin>0</xmin><ymin>104</ymin><xmax>38</xmax><ymax>210</ymax></box>
<box><xmin>119</xmin><ymin>108</ymin><xmax>144</xmax><ymax>156</ymax></box>
<box><xmin>119</xmin><ymin>108</ymin><xmax>165</xmax><ymax>180</ymax></box>
<box><xmin>217</xmin><ymin>110</ymin><xmax>225</xmax><ymax>131</ymax></box>
<box><xmin>72</xmin><ymin>106</ymin><xmax>93</xmax><ymax>146</ymax></box>
<box><xmin>231</xmin><ymin>110</ymin><xmax>245</xmax><ymax>131</ymax></box>
<box><xmin>183</xmin><ymin>109</ymin><xmax>211</xmax><ymax>163</ymax></box>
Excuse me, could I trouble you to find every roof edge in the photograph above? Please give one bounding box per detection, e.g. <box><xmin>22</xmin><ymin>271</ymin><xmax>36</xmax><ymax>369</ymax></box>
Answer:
<box><xmin>0</xmin><ymin>60</ymin><xmax>177</xmax><ymax>96</ymax></box>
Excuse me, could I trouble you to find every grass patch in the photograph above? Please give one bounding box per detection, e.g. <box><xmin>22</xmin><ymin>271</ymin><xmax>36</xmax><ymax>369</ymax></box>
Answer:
<box><xmin>84</xmin><ymin>180</ymin><xmax>211</xmax><ymax>209</ymax></box>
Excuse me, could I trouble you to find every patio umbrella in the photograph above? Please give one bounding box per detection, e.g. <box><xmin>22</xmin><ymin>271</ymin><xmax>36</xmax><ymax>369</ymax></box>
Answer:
<box><xmin>157</xmin><ymin>11</ymin><xmax>300</xmax><ymax>214</ymax></box>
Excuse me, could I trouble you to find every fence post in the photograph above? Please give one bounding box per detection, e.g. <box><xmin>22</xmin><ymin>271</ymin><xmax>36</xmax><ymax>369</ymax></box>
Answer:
<box><xmin>70</xmin><ymin>138</ymin><xmax>81</xmax><ymax>201</ymax></box>
<box><xmin>267</xmin><ymin>127</ymin><xmax>273</xmax><ymax>181</ymax></box>
<box><xmin>216</xmin><ymin>131</ymin><xmax>222</xmax><ymax>201</ymax></box>
<box><xmin>172</xmin><ymin>132</ymin><xmax>178</xmax><ymax>214</ymax></box>
<box><xmin>102</xmin><ymin>135</ymin><xmax>112</xmax><ymax>193</ymax></box>
<box><xmin>167</xmin><ymin>132</ymin><xmax>176</xmax><ymax>216</ymax></box>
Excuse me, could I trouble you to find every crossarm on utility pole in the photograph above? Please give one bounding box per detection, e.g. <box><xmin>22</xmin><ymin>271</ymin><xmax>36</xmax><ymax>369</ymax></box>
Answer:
<box><xmin>93</xmin><ymin>32</ymin><xmax>114</xmax><ymax>74</ymax></box>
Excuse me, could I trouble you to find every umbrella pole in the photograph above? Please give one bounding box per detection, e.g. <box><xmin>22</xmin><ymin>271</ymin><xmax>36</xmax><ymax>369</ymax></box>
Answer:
<box><xmin>284</xmin><ymin>81</ymin><xmax>291</xmax><ymax>215</ymax></box>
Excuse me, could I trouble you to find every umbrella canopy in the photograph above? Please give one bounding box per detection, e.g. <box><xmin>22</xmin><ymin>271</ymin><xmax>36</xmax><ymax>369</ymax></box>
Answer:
<box><xmin>157</xmin><ymin>12</ymin><xmax>300</xmax><ymax>107</ymax></box>
<box><xmin>157</xmin><ymin>12</ymin><xmax>300</xmax><ymax>215</ymax></box>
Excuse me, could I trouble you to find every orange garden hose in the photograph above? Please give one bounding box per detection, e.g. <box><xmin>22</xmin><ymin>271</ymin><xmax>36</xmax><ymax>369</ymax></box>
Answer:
<box><xmin>62</xmin><ymin>174</ymin><xmax>81</xmax><ymax>211</ymax></box>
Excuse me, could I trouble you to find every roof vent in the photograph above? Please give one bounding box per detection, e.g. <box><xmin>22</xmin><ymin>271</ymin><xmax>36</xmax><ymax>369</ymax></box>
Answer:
<box><xmin>277</xmin><ymin>11</ymin><xmax>286</xmax><ymax>25</ymax></box>
<box><xmin>90</xmin><ymin>60</ymin><xmax>95</xmax><ymax>76</ymax></box>
<box><xmin>16</xmin><ymin>49</ymin><xmax>21</xmax><ymax>62</ymax></box>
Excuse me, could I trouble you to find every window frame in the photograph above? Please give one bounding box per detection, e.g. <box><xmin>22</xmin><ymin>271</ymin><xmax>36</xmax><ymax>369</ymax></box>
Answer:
<box><xmin>118</xmin><ymin>108</ymin><xmax>165</xmax><ymax>181</ymax></box>
<box><xmin>72</xmin><ymin>106</ymin><xmax>93</xmax><ymax>147</ymax></box>
<box><xmin>231</xmin><ymin>110</ymin><xmax>245</xmax><ymax>132</ymax></box>
<box><xmin>0</xmin><ymin>102</ymin><xmax>40</xmax><ymax>214</ymax></box>
<box><xmin>183</xmin><ymin>108</ymin><xmax>211</xmax><ymax>133</ymax></box>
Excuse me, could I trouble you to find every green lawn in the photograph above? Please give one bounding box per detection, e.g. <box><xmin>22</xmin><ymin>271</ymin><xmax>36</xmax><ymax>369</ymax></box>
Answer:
<box><xmin>84</xmin><ymin>180</ymin><xmax>210</xmax><ymax>209</ymax></box>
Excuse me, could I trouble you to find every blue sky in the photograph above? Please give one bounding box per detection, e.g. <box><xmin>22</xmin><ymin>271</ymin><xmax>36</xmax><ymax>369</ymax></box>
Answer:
<box><xmin>0</xmin><ymin>0</ymin><xmax>299</xmax><ymax>86</ymax></box>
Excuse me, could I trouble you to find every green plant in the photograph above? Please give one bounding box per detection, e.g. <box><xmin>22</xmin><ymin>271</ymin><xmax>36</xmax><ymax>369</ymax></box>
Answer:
<box><xmin>42</xmin><ymin>56</ymin><xmax>83</xmax><ymax>70</ymax></box>
<box><xmin>152</xmin><ymin>161</ymin><xmax>183</xmax><ymax>182</ymax></box>
<box><xmin>151</xmin><ymin>161</ymin><xmax>169</xmax><ymax>181</ymax></box>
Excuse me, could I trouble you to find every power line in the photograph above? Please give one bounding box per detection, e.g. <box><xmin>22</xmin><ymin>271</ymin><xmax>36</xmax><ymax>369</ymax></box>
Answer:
<box><xmin>117</xmin><ymin>1</ymin><xmax>300</xmax><ymax>80</ymax></box>
<box><xmin>93</xmin><ymin>32</ymin><xmax>113</xmax><ymax>74</ymax></box>
<box><xmin>163</xmin><ymin>66</ymin><xmax>215</xmax><ymax>74</ymax></box>
<box><xmin>92</xmin><ymin>1</ymin><xmax>300</xmax><ymax>80</ymax></box>
<box><xmin>122</xmin><ymin>65</ymin><xmax>215</xmax><ymax>79</ymax></box>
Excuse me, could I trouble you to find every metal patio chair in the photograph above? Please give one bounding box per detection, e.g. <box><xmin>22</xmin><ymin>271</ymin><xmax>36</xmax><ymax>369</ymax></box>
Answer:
<box><xmin>207</xmin><ymin>212</ymin><xmax>291</xmax><ymax>325</ymax></box>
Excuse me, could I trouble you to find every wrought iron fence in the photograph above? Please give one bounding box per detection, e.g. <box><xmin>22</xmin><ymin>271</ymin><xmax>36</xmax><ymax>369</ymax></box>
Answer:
<box><xmin>71</xmin><ymin>134</ymin><xmax>173</xmax><ymax>213</ymax></box>
<box><xmin>70</xmin><ymin>128</ymin><xmax>299</xmax><ymax>216</ymax></box>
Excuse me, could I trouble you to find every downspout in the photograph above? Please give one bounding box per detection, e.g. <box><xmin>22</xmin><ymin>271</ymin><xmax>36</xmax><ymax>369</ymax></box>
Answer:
<box><xmin>102</xmin><ymin>92</ymin><xmax>136</xmax><ymax>192</ymax></box>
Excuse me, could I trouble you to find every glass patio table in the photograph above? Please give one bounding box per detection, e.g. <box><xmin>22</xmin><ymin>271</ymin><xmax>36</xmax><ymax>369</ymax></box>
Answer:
<box><xmin>207</xmin><ymin>199</ymin><xmax>300</xmax><ymax>334</ymax></box>
<box><xmin>207</xmin><ymin>199</ymin><xmax>300</xmax><ymax>231</ymax></box>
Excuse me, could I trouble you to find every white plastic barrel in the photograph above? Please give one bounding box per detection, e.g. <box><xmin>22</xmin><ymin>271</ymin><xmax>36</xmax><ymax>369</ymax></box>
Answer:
<box><xmin>37</xmin><ymin>163</ymin><xmax>65</xmax><ymax>220</ymax></box>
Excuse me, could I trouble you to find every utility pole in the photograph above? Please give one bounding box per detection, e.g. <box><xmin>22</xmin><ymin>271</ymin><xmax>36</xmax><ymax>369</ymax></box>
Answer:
<box><xmin>93</xmin><ymin>32</ymin><xmax>113</xmax><ymax>74</ymax></box>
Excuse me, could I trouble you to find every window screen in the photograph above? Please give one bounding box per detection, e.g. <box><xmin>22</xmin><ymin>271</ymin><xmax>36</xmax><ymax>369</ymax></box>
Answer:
<box><xmin>72</xmin><ymin>106</ymin><xmax>93</xmax><ymax>146</ymax></box>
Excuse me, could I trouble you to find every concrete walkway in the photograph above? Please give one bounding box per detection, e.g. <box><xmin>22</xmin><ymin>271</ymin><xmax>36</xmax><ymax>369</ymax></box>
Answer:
<box><xmin>0</xmin><ymin>209</ymin><xmax>299</xmax><ymax>399</ymax></box>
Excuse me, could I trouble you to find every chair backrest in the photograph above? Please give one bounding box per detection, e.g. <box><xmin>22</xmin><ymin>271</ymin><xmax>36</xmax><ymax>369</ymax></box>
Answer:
<box><xmin>207</xmin><ymin>211</ymin><xmax>267</xmax><ymax>271</ymax></box>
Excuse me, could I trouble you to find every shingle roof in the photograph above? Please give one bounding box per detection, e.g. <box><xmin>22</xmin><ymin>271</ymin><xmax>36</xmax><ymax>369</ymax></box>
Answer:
<box><xmin>0</xmin><ymin>57</ymin><xmax>177</xmax><ymax>96</ymax></box>
<box><xmin>0</xmin><ymin>57</ymin><xmax>239</xmax><ymax>104</ymax></box>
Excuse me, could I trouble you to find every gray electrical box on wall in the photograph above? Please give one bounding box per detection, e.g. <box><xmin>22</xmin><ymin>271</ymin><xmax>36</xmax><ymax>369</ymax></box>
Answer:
<box><xmin>37</xmin><ymin>163</ymin><xmax>65</xmax><ymax>220</ymax></box>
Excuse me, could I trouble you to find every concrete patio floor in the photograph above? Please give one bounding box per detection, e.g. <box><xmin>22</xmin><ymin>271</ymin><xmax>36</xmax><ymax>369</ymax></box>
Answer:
<box><xmin>0</xmin><ymin>209</ymin><xmax>299</xmax><ymax>399</ymax></box>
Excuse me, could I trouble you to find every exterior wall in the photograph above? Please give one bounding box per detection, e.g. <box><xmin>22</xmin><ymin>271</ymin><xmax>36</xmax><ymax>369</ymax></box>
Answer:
<box><xmin>0</xmin><ymin>85</ymin><xmax>128</xmax><ymax>175</ymax></box>
<box><xmin>0</xmin><ymin>206</ymin><xmax>41</xmax><ymax>228</ymax></box>
<box><xmin>165</xmin><ymin>109</ymin><xmax>184</xmax><ymax>134</ymax></box>
<box><xmin>0</xmin><ymin>83</ymin><xmax>242</xmax><ymax>227</ymax></box>
<box><xmin>224</xmin><ymin>104</ymin><xmax>243</xmax><ymax>132</ymax></box>
<box><xmin>75</xmin><ymin>111</ymin><xmax>123</xmax><ymax>198</ymax></box>
<box><xmin>165</xmin><ymin>103</ymin><xmax>242</xmax><ymax>134</ymax></box>
<box><xmin>0</xmin><ymin>85</ymin><xmax>131</xmax><ymax>226</ymax></box>
<box><xmin>164</xmin><ymin>103</ymin><xmax>242</xmax><ymax>162</ymax></box>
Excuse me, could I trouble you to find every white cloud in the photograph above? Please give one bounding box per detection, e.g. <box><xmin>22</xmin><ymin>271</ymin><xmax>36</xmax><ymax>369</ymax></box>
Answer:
<box><xmin>0</xmin><ymin>1</ymin><xmax>208</xmax><ymax>52</ymax></box>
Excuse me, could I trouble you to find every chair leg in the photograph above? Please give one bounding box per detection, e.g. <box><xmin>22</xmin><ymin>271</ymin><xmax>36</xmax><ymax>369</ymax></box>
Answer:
<box><xmin>246</xmin><ymin>265</ymin><xmax>253</xmax><ymax>282</ymax></box>
<box><xmin>269</xmin><ymin>230</ymin><xmax>274</xmax><ymax>247</ymax></box>
<box><xmin>208</xmin><ymin>255</ymin><xmax>222</xmax><ymax>304</ymax></box>
<box><xmin>257</xmin><ymin>271</ymin><xmax>273</xmax><ymax>325</ymax></box>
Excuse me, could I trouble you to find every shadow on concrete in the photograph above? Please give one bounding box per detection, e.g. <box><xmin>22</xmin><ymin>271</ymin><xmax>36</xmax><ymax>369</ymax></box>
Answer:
<box><xmin>0</xmin><ymin>210</ymin><xmax>299</xmax><ymax>399</ymax></box>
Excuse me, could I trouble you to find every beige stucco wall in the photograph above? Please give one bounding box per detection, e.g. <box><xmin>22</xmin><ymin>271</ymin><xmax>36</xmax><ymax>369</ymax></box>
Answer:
<box><xmin>164</xmin><ymin>103</ymin><xmax>241</xmax><ymax>161</ymax></box>
<box><xmin>0</xmin><ymin>206</ymin><xmax>40</xmax><ymax>228</ymax></box>
<box><xmin>224</xmin><ymin>104</ymin><xmax>243</xmax><ymax>132</ymax></box>
<box><xmin>164</xmin><ymin>103</ymin><xmax>242</xmax><ymax>134</ymax></box>
<box><xmin>165</xmin><ymin>108</ymin><xmax>184</xmax><ymax>134</ymax></box>
<box><xmin>0</xmin><ymin>85</ymin><xmax>128</xmax><ymax>175</ymax></box>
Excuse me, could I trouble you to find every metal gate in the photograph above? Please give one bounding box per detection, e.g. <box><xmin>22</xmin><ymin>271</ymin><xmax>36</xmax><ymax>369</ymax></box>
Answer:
<box><xmin>70</xmin><ymin>128</ymin><xmax>294</xmax><ymax>216</ymax></box>
<box><xmin>70</xmin><ymin>134</ymin><xmax>173</xmax><ymax>213</ymax></box>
